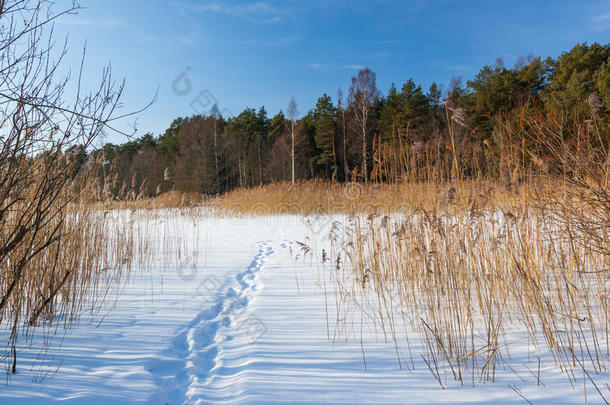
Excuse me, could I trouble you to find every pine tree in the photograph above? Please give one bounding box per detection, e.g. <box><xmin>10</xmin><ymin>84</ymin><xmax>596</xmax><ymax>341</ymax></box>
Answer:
<box><xmin>313</xmin><ymin>94</ymin><xmax>337</xmax><ymax>176</ymax></box>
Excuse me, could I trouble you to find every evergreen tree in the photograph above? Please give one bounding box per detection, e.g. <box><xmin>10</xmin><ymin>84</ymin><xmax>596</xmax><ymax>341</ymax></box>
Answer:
<box><xmin>379</xmin><ymin>79</ymin><xmax>429</xmax><ymax>140</ymax></box>
<box><xmin>550</xmin><ymin>42</ymin><xmax>610</xmax><ymax>107</ymax></box>
<box><xmin>269</xmin><ymin>110</ymin><xmax>286</xmax><ymax>144</ymax></box>
<box><xmin>427</xmin><ymin>82</ymin><xmax>443</xmax><ymax>109</ymax></box>
<box><xmin>157</xmin><ymin>117</ymin><xmax>189</xmax><ymax>164</ymax></box>
<box><xmin>312</xmin><ymin>94</ymin><xmax>337</xmax><ymax>176</ymax></box>
<box><xmin>593</xmin><ymin>58</ymin><xmax>610</xmax><ymax>115</ymax></box>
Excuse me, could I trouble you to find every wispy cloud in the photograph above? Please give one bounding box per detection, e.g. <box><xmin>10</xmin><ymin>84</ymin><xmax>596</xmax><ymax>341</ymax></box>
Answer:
<box><xmin>309</xmin><ymin>63</ymin><xmax>329</xmax><ymax>70</ymax></box>
<box><xmin>308</xmin><ymin>63</ymin><xmax>366</xmax><ymax>71</ymax></box>
<box><xmin>365</xmin><ymin>52</ymin><xmax>393</xmax><ymax>59</ymax></box>
<box><xmin>132</xmin><ymin>32</ymin><xmax>173</xmax><ymax>47</ymax></box>
<box><xmin>240</xmin><ymin>36</ymin><xmax>300</xmax><ymax>46</ymax></box>
<box><xmin>363</xmin><ymin>39</ymin><xmax>401</xmax><ymax>45</ymax></box>
<box><xmin>592</xmin><ymin>13</ymin><xmax>610</xmax><ymax>21</ymax></box>
<box><xmin>178</xmin><ymin>29</ymin><xmax>205</xmax><ymax>46</ymax></box>
<box><xmin>58</xmin><ymin>17</ymin><xmax>126</xmax><ymax>28</ymax></box>
<box><xmin>591</xmin><ymin>13</ymin><xmax>610</xmax><ymax>31</ymax></box>
<box><xmin>181</xmin><ymin>2</ymin><xmax>288</xmax><ymax>24</ymax></box>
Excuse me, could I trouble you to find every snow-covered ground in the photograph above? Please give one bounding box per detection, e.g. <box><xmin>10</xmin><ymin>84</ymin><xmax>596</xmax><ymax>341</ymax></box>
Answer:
<box><xmin>0</xmin><ymin>211</ymin><xmax>607</xmax><ymax>404</ymax></box>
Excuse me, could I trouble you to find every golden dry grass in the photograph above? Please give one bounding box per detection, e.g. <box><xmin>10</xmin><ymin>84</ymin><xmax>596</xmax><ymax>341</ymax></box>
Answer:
<box><xmin>0</xmin><ymin>201</ymin><xmax>144</xmax><ymax>374</ymax></box>
<box><xmin>282</xmin><ymin>180</ymin><xmax>609</xmax><ymax>402</ymax></box>
<box><xmin>325</xmin><ymin>208</ymin><xmax>608</xmax><ymax>380</ymax></box>
<box><xmin>208</xmin><ymin>179</ymin><xmax>549</xmax><ymax>216</ymax></box>
<box><xmin>96</xmin><ymin>176</ymin><xmax>580</xmax><ymax>218</ymax></box>
<box><xmin>94</xmin><ymin>190</ymin><xmax>207</xmax><ymax>211</ymax></box>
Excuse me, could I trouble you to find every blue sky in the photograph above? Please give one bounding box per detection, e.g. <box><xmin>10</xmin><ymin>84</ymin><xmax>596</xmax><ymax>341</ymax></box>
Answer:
<box><xmin>54</xmin><ymin>0</ymin><xmax>610</xmax><ymax>144</ymax></box>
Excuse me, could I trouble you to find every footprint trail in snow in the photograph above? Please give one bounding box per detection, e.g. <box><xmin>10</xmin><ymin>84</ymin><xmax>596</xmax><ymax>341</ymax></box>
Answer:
<box><xmin>149</xmin><ymin>241</ymin><xmax>275</xmax><ymax>405</ymax></box>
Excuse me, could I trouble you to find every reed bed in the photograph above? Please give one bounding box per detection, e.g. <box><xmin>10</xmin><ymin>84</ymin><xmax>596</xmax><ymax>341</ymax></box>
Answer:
<box><xmin>0</xmin><ymin>201</ymin><xmax>149</xmax><ymax>377</ymax></box>
<box><xmin>304</xmin><ymin>184</ymin><xmax>609</xmax><ymax>402</ymax></box>
<box><xmin>206</xmin><ymin>179</ymin><xmax>544</xmax><ymax>217</ymax></box>
<box><xmin>96</xmin><ymin>191</ymin><xmax>208</xmax><ymax>211</ymax></box>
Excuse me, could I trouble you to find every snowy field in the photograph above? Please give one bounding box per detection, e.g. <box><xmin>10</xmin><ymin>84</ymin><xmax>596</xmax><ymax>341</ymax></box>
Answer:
<box><xmin>0</xmin><ymin>210</ymin><xmax>607</xmax><ymax>404</ymax></box>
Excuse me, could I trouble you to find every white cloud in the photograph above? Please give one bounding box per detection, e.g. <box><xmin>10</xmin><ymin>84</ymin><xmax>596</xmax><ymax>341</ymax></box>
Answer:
<box><xmin>592</xmin><ymin>13</ymin><xmax>610</xmax><ymax>31</ymax></box>
<box><xmin>592</xmin><ymin>13</ymin><xmax>610</xmax><ymax>21</ymax></box>
<box><xmin>58</xmin><ymin>17</ymin><xmax>126</xmax><ymax>28</ymax></box>
<box><xmin>309</xmin><ymin>63</ymin><xmax>327</xmax><ymax>70</ymax></box>
<box><xmin>182</xmin><ymin>2</ymin><xmax>287</xmax><ymax>24</ymax></box>
<box><xmin>363</xmin><ymin>39</ymin><xmax>401</xmax><ymax>45</ymax></box>
<box><xmin>308</xmin><ymin>63</ymin><xmax>367</xmax><ymax>71</ymax></box>
<box><xmin>240</xmin><ymin>36</ymin><xmax>300</xmax><ymax>46</ymax></box>
<box><xmin>178</xmin><ymin>29</ymin><xmax>204</xmax><ymax>46</ymax></box>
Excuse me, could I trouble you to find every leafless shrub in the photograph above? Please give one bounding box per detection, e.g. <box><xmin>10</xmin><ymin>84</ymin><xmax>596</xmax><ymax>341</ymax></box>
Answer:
<box><xmin>0</xmin><ymin>0</ymin><xmax>151</xmax><ymax>375</ymax></box>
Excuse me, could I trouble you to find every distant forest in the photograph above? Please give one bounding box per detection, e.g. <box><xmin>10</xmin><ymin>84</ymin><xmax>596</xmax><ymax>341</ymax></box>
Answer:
<box><xmin>82</xmin><ymin>42</ymin><xmax>609</xmax><ymax>199</ymax></box>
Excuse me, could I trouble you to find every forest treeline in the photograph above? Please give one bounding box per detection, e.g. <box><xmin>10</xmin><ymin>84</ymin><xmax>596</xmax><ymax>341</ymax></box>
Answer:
<box><xmin>83</xmin><ymin>42</ymin><xmax>609</xmax><ymax>199</ymax></box>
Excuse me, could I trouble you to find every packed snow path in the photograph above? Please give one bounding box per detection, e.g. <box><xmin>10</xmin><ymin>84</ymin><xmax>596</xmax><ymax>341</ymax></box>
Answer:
<box><xmin>153</xmin><ymin>242</ymin><xmax>274</xmax><ymax>404</ymax></box>
<box><xmin>0</xmin><ymin>213</ymin><xmax>604</xmax><ymax>404</ymax></box>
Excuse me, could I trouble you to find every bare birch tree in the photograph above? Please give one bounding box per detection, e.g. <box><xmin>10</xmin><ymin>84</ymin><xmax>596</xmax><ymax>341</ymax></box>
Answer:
<box><xmin>348</xmin><ymin>68</ymin><xmax>377</xmax><ymax>182</ymax></box>
<box><xmin>288</xmin><ymin>98</ymin><xmax>297</xmax><ymax>184</ymax></box>
<box><xmin>337</xmin><ymin>88</ymin><xmax>348</xmax><ymax>181</ymax></box>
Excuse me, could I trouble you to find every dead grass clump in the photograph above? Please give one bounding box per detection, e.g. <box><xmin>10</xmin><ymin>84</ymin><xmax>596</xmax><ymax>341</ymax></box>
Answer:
<box><xmin>208</xmin><ymin>178</ymin><xmax>546</xmax><ymax>216</ymax></box>
<box><xmin>302</xmin><ymin>182</ymin><xmax>608</xmax><ymax>402</ymax></box>
<box><xmin>0</xmin><ymin>200</ymin><xmax>140</xmax><ymax>376</ymax></box>
<box><xmin>97</xmin><ymin>190</ymin><xmax>207</xmax><ymax>211</ymax></box>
